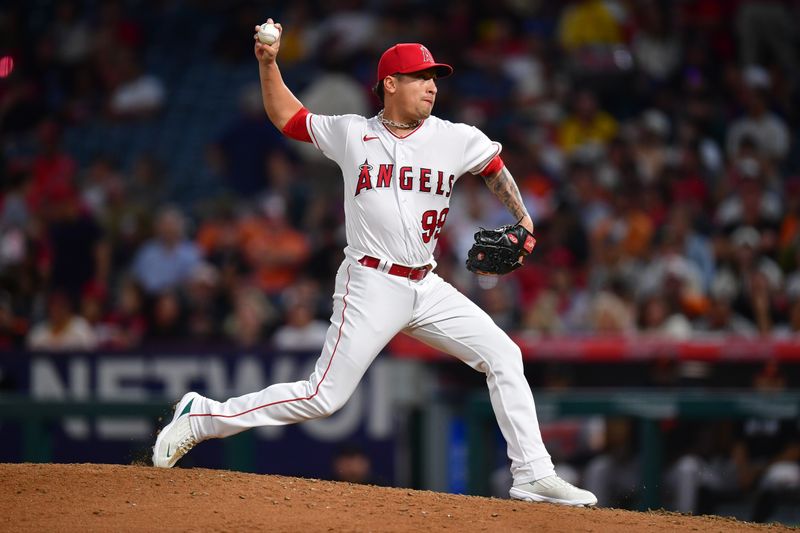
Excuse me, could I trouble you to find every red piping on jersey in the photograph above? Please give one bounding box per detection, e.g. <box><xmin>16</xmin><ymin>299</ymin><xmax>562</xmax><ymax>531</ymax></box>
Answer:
<box><xmin>381</xmin><ymin>119</ymin><xmax>424</xmax><ymax>139</ymax></box>
<box><xmin>190</xmin><ymin>264</ymin><xmax>352</xmax><ymax>419</ymax></box>
<box><xmin>480</xmin><ymin>155</ymin><xmax>504</xmax><ymax>177</ymax></box>
<box><xmin>475</xmin><ymin>143</ymin><xmax>502</xmax><ymax>175</ymax></box>
<box><xmin>308</xmin><ymin>114</ymin><xmax>321</xmax><ymax>148</ymax></box>
<box><xmin>282</xmin><ymin>107</ymin><xmax>312</xmax><ymax>143</ymax></box>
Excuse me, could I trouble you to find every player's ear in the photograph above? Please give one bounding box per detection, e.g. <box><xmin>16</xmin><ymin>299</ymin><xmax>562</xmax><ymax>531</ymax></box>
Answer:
<box><xmin>384</xmin><ymin>76</ymin><xmax>397</xmax><ymax>96</ymax></box>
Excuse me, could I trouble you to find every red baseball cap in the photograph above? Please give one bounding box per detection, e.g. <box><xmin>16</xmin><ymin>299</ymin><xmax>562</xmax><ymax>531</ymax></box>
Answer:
<box><xmin>376</xmin><ymin>43</ymin><xmax>453</xmax><ymax>82</ymax></box>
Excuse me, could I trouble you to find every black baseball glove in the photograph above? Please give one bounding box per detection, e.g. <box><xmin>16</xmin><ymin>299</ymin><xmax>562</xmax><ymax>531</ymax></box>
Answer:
<box><xmin>466</xmin><ymin>223</ymin><xmax>537</xmax><ymax>275</ymax></box>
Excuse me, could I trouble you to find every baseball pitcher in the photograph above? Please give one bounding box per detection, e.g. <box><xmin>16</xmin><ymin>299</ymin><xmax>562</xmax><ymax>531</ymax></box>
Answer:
<box><xmin>153</xmin><ymin>18</ymin><xmax>597</xmax><ymax>507</ymax></box>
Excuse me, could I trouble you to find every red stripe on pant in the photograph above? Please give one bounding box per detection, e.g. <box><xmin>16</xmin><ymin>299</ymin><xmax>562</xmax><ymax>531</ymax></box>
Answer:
<box><xmin>190</xmin><ymin>264</ymin><xmax>352</xmax><ymax>419</ymax></box>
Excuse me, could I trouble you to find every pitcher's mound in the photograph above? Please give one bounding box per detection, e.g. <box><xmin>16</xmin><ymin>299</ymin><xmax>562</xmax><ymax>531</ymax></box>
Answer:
<box><xmin>0</xmin><ymin>463</ymin><xmax>790</xmax><ymax>532</ymax></box>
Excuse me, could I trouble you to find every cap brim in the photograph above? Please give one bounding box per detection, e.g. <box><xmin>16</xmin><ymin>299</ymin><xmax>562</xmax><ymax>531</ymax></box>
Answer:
<box><xmin>397</xmin><ymin>62</ymin><xmax>453</xmax><ymax>78</ymax></box>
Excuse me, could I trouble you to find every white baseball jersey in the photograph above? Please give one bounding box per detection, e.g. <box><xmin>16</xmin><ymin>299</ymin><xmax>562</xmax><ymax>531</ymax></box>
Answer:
<box><xmin>307</xmin><ymin>114</ymin><xmax>501</xmax><ymax>267</ymax></box>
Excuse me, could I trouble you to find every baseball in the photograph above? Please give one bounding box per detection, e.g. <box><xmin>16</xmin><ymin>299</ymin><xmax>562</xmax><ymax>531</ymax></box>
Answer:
<box><xmin>257</xmin><ymin>23</ymin><xmax>279</xmax><ymax>45</ymax></box>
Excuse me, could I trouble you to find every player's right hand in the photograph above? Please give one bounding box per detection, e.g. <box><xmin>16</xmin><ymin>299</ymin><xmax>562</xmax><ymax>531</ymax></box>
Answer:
<box><xmin>253</xmin><ymin>18</ymin><xmax>282</xmax><ymax>66</ymax></box>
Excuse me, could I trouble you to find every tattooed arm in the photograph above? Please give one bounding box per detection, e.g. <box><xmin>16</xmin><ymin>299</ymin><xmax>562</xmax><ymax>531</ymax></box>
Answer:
<box><xmin>482</xmin><ymin>166</ymin><xmax>534</xmax><ymax>232</ymax></box>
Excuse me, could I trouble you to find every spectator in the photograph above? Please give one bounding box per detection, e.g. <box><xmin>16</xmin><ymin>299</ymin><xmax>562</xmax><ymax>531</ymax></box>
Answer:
<box><xmin>750</xmin><ymin>424</ymin><xmax>800</xmax><ymax>522</ymax></box>
<box><xmin>78</xmin><ymin>154</ymin><xmax>124</xmax><ymax>218</ymax></box>
<box><xmin>502</xmin><ymin>33</ymin><xmax>549</xmax><ymax>106</ymax></box>
<box><xmin>51</xmin><ymin>0</ymin><xmax>92</xmax><ymax>68</ymax></box>
<box><xmin>195</xmin><ymin>205</ymin><xmax>251</xmax><ymax>292</ymax></box>
<box><xmin>635</xmin><ymin>230</ymin><xmax>706</xmax><ymax>317</ymax></box>
<box><xmin>183</xmin><ymin>262</ymin><xmax>227</xmax><ymax>342</ymax></box>
<box><xmin>144</xmin><ymin>290</ymin><xmax>185</xmax><ymax>345</ymax></box>
<box><xmin>584</xmin><ymin>418</ymin><xmax>641</xmax><ymax>509</ymax></box>
<box><xmin>637</xmin><ymin>292</ymin><xmax>692</xmax><ymax>339</ymax></box>
<box><xmin>102</xmin><ymin>278</ymin><xmax>147</xmax><ymax>349</ymax></box>
<box><xmin>743</xmin><ymin>414</ymin><xmax>800</xmax><ymax>522</ymax></box>
<box><xmin>750</xmin><ymin>451</ymin><xmax>800</xmax><ymax>523</ymax></box>
<box><xmin>82</xmin><ymin>0</ymin><xmax>140</xmax><ymax>113</ymax></box>
<box><xmin>631</xmin><ymin>109</ymin><xmax>671</xmax><ymax>185</ymax></box>
<box><xmin>590</xmin><ymin>184</ymin><xmax>655</xmax><ymax>265</ymax></box>
<box><xmin>662</xmin><ymin>205</ymin><xmax>716</xmax><ymax>292</ymax></box>
<box><xmin>720</xmin><ymin>225</ymin><xmax>783</xmax><ymax>330</ymax></box>
<box><xmin>79</xmin><ymin>282</ymin><xmax>110</xmax><ymax>346</ymax></box>
<box><xmin>558</xmin><ymin>0</ymin><xmax>623</xmax><ymax>52</ymax></box>
<box><xmin>694</xmin><ymin>291</ymin><xmax>758</xmax><ymax>337</ymax></box>
<box><xmin>299</xmin><ymin>49</ymin><xmax>370</xmax><ymax>119</ymax></box>
<box><xmin>130</xmin><ymin>206</ymin><xmax>201</xmax><ymax>295</ymax></box>
<box><xmin>589</xmin><ymin>278</ymin><xmax>636</xmax><ymax>334</ymax></box>
<box><xmin>292</xmin><ymin>50</ymin><xmax>371</xmax><ymax>164</ymax></box>
<box><xmin>127</xmin><ymin>154</ymin><xmax>167</xmax><ymax>209</ymax></box>
<box><xmin>42</xmin><ymin>183</ymin><xmax>109</xmax><ymax>301</ymax></box>
<box><xmin>523</xmin><ymin>254</ymin><xmax>591</xmax><ymax>334</ymax></box>
<box><xmin>314</xmin><ymin>1</ymin><xmax>377</xmax><ymax>58</ymax></box>
<box><xmin>474</xmin><ymin>281</ymin><xmax>518</xmax><ymax>331</ymax></box>
<box><xmin>715</xmin><ymin>157</ymin><xmax>783</xmax><ymax>247</ymax></box>
<box><xmin>26</xmin><ymin>291</ymin><xmax>97</xmax><ymax>351</ymax></box>
<box><xmin>330</xmin><ymin>443</ymin><xmax>382</xmax><ymax>485</ymax></box>
<box><xmin>272</xmin><ymin>297</ymin><xmax>328</xmax><ymax>351</ymax></box>
<box><xmin>106</xmin><ymin>48</ymin><xmax>166</xmax><ymax>120</ymax></box>
<box><xmin>239</xmin><ymin>195</ymin><xmax>310</xmax><ymax>295</ymax></box>
<box><xmin>664</xmin><ymin>421</ymin><xmax>752</xmax><ymax>514</ymax></box>
<box><xmin>667</xmin><ymin>143</ymin><xmax>714</xmax><ymax>219</ymax></box>
<box><xmin>26</xmin><ymin>120</ymin><xmax>78</xmax><ymax>214</ymax></box>
<box><xmin>558</xmin><ymin>90</ymin><xmax>618</xmax><ymax>154</ymax></box>
<box><xmin>738</xmin><ymin>263</ymin><xmax>783</xmax><ymax>335</ymax></box>
<box><xmin>265</xmin><ymin>150</ymin><xmax>311</xmax><ymax>229</ymax></box>
<box><xmin>632</xmin><ymin>1</ymin><xmax>681</xmax><ymax>82</ymax></box>
<box><xmin>224</xmin><ymin>286</ymin><xmax>273</xmax><ymax>349</ymax></box>
<box><xmin>0</xmin><ymin>172</ymin><xmax>30</xmax><ymax>272</ymax></box>
<box><xmin>99</xmin><ymin>171</ymin><xmax>149</xmax><ymax>272</ymax></box>
<box><xmin>726</xmin><ymin>87</ymin><xmax>790</xmax><ymax>164</ymax></box>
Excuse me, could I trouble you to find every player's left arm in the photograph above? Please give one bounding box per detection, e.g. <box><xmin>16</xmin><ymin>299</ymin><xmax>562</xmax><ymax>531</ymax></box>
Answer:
<box><xmin>482</xmin><ymin>166</ymin><xmax>534</xmax><ymax>233</ymax></box>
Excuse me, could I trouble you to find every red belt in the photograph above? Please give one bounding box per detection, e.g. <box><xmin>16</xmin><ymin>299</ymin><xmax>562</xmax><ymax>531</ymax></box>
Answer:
<box><xmin>358</xmin><ymin>255</ymin><xmax>431</xmax><ymax>281</ymax></box>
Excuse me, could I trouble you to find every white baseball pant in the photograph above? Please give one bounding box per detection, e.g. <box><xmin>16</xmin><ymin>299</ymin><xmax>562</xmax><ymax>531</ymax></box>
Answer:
<box><xmin>189</xmin><ymin>257</ymin><xmax>555</xmax><ymax>484</ymax></box>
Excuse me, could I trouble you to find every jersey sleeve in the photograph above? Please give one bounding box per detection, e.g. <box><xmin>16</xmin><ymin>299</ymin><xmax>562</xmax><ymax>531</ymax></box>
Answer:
<box><xmin>462</xmin><ymin>125</ymin><xmax>502</xmax><ymax>175</ymax></box>
<box><xmin>307</xmin><ymin>113</ymin><xmax>359</xmax><ymax>163</ymax></box>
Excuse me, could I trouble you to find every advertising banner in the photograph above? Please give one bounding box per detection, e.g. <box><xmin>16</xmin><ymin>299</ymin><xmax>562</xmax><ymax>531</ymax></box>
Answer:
<box><xmin>0</xmin><ymin>350</ymin><xmax>396</xmax><ymax>483</ymax></box>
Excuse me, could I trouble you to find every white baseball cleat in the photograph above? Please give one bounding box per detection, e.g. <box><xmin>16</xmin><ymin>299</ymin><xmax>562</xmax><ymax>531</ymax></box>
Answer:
<box><xmin>509</xmin><ymin>475</ymin><xmax>598</xmax><ymax>507</ymax></box>
<box><xmin>152</xmin><ymin>392</ymin><xmax>201</xmax><ymax>468</ymax></box>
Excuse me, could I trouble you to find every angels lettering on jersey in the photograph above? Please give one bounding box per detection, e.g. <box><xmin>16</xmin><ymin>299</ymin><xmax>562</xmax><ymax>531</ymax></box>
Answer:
<box><xmin>354</xmin><ymin>159</ymin><xmax>455</xmax><ymax>198</ymax></box>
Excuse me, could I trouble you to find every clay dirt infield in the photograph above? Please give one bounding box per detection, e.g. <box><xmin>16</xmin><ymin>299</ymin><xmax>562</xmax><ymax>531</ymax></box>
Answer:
<box><xmin>0</xmin><ymin>464</ymin><xmax>794</xmax><ymax>532</ymax></box>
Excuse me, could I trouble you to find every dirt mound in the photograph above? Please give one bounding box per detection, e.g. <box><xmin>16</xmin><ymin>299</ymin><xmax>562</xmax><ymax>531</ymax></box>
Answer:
<box><xmin>0</xmin><ymin>463</ymin><xmax>791</xmax><ymax>532</ymax></box>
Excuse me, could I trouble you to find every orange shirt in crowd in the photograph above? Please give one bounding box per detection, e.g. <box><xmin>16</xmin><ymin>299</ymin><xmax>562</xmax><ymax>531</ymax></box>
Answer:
<box><xmin>238</xmin><ymin>217</ymin><xmax>310</xmax><ymax>294</ymax></box>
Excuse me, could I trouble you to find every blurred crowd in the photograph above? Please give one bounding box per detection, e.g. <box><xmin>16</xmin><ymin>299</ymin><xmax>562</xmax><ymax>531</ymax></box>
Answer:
<box><xmin>489</xmin><ymin>414</ymin><xmax>800</xmax><ymax>521</ymax></box>
<box><xmin>1</xmin><ymin>0</ymin><xmax>800</xmax><ymax>351</ymax></box>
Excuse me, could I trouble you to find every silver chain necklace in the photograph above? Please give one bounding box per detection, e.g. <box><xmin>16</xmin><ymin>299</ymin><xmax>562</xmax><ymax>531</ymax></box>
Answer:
<box><xmin>377</xmin><ymin>109</ymin><xmax>420</xmax><ymax>129</ymax></box>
